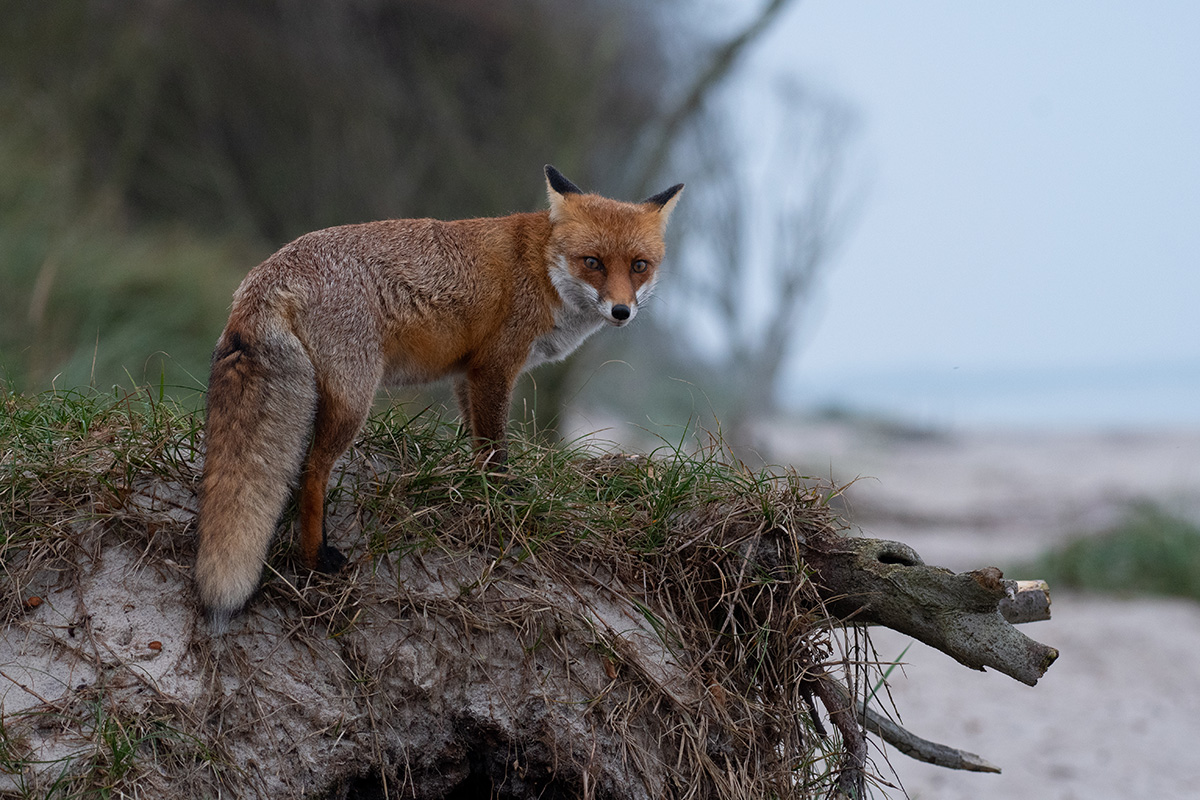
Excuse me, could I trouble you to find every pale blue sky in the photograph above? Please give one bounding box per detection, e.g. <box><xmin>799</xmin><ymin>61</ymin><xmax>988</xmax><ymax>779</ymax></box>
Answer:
<box><xmin>736</xmin><ymin>2</ymin><xmax>1200</xmax><ymax>426</ymax></box>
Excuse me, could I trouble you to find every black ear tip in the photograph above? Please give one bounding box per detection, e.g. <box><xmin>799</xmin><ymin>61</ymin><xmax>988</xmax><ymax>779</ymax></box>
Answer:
<box><xmin>643</xmin><ymin>182</ymin><xmax>684</xmax><ymax>208</ymax></box>
<box><xmin>545</xmin><ymin>165</ymin><xmax>583</xmax><ymax>196</ymax></box>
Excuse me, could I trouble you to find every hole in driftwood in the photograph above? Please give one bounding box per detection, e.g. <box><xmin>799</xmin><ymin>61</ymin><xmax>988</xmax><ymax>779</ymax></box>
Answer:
<box><xmin>876</xmin><ymin>545</ymin><xmax>921</xmax><ymax>567</ymax></box>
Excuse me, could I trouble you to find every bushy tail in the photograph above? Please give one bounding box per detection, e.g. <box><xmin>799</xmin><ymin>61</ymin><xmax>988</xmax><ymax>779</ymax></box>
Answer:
<box><xmin>194</xmin><ymin>321</ymin><xmax>317</xmax><ymax>632</ymax></box>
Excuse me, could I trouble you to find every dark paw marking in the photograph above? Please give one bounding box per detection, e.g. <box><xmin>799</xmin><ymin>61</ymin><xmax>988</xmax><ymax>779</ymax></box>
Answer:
<box><xmin>316</xmin><ymin>543</ymin><xmax>348</xmax><ymax>574</ymax></box>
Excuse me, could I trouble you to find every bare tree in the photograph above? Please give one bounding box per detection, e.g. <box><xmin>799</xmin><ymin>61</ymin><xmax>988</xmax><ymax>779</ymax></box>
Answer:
<box><xmin>660</xmin><ymin>80</ymin><xmax>863</xmax><ymax>448</ymax></box>
<box><xmin>520</xmin><ymin>0</ymin><xmax>810</xmax><ymax>434</ymax></box>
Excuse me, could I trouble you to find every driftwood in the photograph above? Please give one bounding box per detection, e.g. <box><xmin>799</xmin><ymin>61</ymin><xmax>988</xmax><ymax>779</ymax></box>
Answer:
<box><xmin>722</xmin><ymin>525</ymin><xmax>1058</xmax><ymax>781</ymax></box>
<box><xmin>802</xmin><ymin>536</ymin><xmax>1059</xmax><ymax>686</ymax></box>
<box><xmin>792</xmin><ymin>535</ymin><xmax>1057</xmax><ymax>778</ymax></box>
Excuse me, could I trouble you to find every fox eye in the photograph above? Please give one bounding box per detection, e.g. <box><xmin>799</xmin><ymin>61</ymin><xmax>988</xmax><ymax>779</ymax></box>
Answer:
<box><xmin>632</xmin><ymin>259</ymin><xmax>649</xmax><ymax>274</ymax></box>
<box><xmin>583</xmin><ymin>256</ymin><xmax>603</xmax><ymax>271</ymax></box>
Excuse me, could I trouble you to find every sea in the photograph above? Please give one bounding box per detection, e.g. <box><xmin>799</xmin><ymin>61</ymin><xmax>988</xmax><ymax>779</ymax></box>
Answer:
<box><xmin>786</xmin><ymin>360</ymin><xmax>1200</xmax><ymax>431</ymax></box>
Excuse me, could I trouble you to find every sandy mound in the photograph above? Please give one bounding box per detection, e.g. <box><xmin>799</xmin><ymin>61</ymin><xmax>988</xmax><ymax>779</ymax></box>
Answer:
<box><xmin>2</xmin><ymin>404</ymin><xmax>860</xmax><ymax>799</ymax></box>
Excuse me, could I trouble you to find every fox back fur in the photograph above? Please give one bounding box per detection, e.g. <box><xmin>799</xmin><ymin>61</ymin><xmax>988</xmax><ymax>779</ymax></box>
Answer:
<box><xmin>194</xmin><ymin>166</ymin><xmax>682</xmax><ymax>630</ymax></box>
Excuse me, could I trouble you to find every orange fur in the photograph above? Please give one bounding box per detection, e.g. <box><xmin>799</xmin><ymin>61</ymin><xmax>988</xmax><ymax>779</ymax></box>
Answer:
<box><xmin>194</xmin><ymin>166</ymin><xmax>682</xmax><ymax>630</ymax></box>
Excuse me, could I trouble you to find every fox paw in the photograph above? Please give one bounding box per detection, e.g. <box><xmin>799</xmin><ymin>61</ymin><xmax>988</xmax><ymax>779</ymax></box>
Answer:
<box><xmin>315</xmin><ymin>543</ymin><xmax>348</xmax><ymax>574</ymax></box>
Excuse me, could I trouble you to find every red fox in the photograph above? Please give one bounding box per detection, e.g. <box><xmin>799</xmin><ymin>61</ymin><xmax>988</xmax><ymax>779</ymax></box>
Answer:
<box><xmin>194</xmin><ymin>166</ymin><xmax>682</xmax><ymax>629</ymax></box>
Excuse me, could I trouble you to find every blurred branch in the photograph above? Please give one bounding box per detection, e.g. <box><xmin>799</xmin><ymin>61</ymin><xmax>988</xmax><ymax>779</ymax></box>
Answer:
<box><xmin>665</xmin><ymin>84</ymin><xmax>860</xmax><ymax>442</ymax></box>
<box><xmin>629</xmin><ymin>0</ymin><xmax>800</xmax><ymax>193</ymax></box>
<box><xmin>735</xmin><ymin>107</ymin><xmax>856</xmax><ymax>403</ymax></box>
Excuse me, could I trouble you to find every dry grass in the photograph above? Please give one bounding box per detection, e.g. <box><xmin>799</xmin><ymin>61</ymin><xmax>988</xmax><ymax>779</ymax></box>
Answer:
<box><xmin>1</xmin><ymin>387</ymin><xmax>888</xmax><ymax>799</ymax></box>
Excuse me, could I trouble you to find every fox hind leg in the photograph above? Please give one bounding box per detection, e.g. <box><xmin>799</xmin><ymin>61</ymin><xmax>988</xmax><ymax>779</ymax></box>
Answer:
<box><xmin>298</xmin><ymin>382</ymin><xmax>374</xmax><ymax>573</ymax></box>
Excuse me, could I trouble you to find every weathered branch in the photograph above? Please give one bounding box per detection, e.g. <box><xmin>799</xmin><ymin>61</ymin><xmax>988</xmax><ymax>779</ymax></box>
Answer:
<box><xmin>813</xmin><ymin>676</ymin><xmax>867</xmax><ymax>798</ymax></box>
<box><xmin>801</xmin><ymin>537</ymin><xmax>1059</xmax><ymax>686</ymax></box>
<box><xmin>826</xmin><ymin>679</ymin><xmax>1001</xmax><ymax>773</ymax></box>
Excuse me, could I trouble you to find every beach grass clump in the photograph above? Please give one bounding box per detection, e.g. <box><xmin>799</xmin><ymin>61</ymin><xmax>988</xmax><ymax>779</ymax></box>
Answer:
<box><xmin>1015</xmin><ymin>505</ymin><xmax>1200</xmax><ymax>603</ymax></box>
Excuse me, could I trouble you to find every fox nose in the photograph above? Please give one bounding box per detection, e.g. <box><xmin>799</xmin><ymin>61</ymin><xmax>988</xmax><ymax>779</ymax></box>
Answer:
<box><xmin>611</xmin><ymin>304</ymin><xmax>631</xmax><ymax>321</ymax></box>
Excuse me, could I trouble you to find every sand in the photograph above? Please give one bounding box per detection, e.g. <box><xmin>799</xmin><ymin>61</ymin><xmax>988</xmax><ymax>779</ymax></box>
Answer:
<box><xmin>759</xmin><ymin>419</ymin><xmax>1200</xmax><ymax>799</ymax></box>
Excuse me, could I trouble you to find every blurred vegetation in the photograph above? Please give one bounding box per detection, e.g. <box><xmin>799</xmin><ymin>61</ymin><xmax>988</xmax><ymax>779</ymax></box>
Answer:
<box><xmin>1013</xmin><ymin>505</ymin><xmax>1200</xmax><ymax>603</ymax></box>
<box><xmin>0</xmin><ymin>99</ymin><xmax>256</xmax><ymax>391</ymax></box>
<box><xmin>0</xmin><ymin>0</ymin><xmax>687</xmax><ymax>397</ymax></box>
<box><xmin>1</xmin><ymin>0</ymin><xmax>844</xmax><ymax>439</ymax></box>
<box><xmin>1</xmin><ymin>0</ymin><xmax>678</xmax><ymax>241</ymax></box>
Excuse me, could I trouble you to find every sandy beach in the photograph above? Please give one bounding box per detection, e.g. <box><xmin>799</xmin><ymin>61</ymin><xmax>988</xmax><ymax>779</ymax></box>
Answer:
<box><xmin>759</xmin><ymin>419</ymin><xmax>1200</xmax><ymax>799</ymax></box>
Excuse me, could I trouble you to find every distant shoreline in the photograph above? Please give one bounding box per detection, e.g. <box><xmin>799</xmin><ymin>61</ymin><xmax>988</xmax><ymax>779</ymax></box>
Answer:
<box><xmin>784</xmin><ymin>360</ymin><xmax>1200</xmax><ymax>431</ymax></box>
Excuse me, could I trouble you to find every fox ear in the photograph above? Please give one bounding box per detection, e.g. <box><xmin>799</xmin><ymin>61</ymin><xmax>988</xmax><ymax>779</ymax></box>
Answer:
<box><xmin>643</xmin><ymin>183</ymin><xmax>684</xmax><ymax>225</ymax></box>
<box><xmin>545</xmin><ymin>165</ymin><xmax>582</xmax><ymax>223</ymax></box>
<box><xmin>545</xmin><ymin>165</ymin><xmax>583</xmax><ymax>197</ymax></box>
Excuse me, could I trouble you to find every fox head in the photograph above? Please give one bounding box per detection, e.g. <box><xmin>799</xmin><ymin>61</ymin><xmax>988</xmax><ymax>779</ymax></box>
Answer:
<box><xmin>544</xmin><ymin>165</ymin><xmax>683</xmax><ymax>327</ymax></box>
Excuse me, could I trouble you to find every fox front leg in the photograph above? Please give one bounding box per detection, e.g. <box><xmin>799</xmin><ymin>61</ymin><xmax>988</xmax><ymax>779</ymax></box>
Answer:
<box><xmin>453</xmin><ymin>376</ymin><xmax>473</xmax><ymax>438</ymax></box>
<box><xmin>463</xmin><ymin>365</ymin><xmax>519</xmax><ymax>469</ymax></box>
